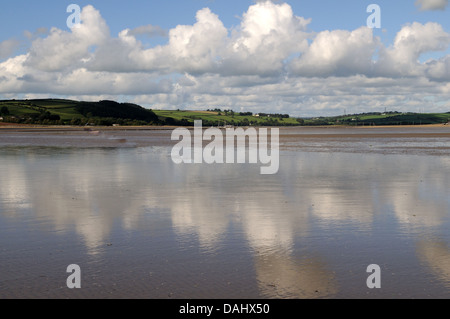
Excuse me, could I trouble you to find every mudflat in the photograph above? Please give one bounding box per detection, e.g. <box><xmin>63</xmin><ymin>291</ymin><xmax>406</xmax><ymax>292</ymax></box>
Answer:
<box><xmin>1</xmin><ymin>124</ymin><xmax>449</xmax><ymax>151</ymax></box>
<box><xmin>1</xmin><ymin>125</ymin><xmax>450</xmax><ymax>299</ymax></box>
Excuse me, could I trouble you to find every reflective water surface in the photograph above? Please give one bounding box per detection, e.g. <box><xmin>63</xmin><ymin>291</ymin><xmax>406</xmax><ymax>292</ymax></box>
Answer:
<box><xmin>1</xmin><ymin>127</ymin><xmax>450</xmax><ymax>299</ymax></box>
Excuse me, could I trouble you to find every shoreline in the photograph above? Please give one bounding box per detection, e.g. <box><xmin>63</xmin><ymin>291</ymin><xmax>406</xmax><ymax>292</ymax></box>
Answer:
<box><xmin>0</xmin><ymin>123</ymin><xmax>448</xmax><ymax>132</ymax></box>
<box><xmin>0</xmin><ymin>124</ymin><xmax>178</xmax><ymax>132</ymax></box>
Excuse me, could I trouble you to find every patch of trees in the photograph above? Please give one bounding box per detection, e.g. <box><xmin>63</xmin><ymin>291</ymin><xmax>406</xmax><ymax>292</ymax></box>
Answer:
<box><xmin>162</xmin><ymin>117</ymin><xmax>192</xmax><ymax>126</ymax></box>
<box><xmin>341</xmin><ymin>111</ymin><xmax>402</xmax><ymax>118</ymax></box>
<box><xmin>0</xmin><ymin>106</ymin><xmax>9</xmax><ymax>115</ymax></box>
<box><xmin>207</xmin><ymin>108</ymin><xmax>224</xmax><ymax>113</ymax></box>
<box><xmin>303</xmin><ymin>118</ymin><xmax>333</xmax><ymax>126</ymax></box>
<box><xmin>3</xmin><ymin>114</ymin><xmax>63</xmax><ymax>125</ymax></box>
<box><xmin>76</xmin><ymin>100</ymin><xmax>160</xmax><ymax>123</ymax></box>
<box><xmin>30</xmin><ymin>111</ymin><xmax>60</xmax><ymax>121</ymax></box>
<box><xmin>337</xmin><ymin>113</ymin><xmax>448</xmax><ymax>126</ymax></box>
<box><xmin>257</xmin><ymin>113</ymin><xmax>290</xmax><ymax>119</ymax></box>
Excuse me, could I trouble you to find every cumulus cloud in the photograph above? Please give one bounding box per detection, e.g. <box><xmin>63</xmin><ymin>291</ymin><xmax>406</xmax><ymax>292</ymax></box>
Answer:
<box><xmin>0</xmin><ymin>55</ymin><xmax>29</xmax><ymax>93</ymax></box>
<box><xmin>1</xmin><ymin>1</ymin><xmax>450</xmax><ymax>116</ymax></box>
<box><xmin>375</xmin><ymin>22</ymin><xmax>450</xmax><ymax>77</ymax></box>
<box><xmin>426</xmin><ymin>55</ymin><xmax>450</xmax><ymax>81</ymax></box>
<box><xmin>291</xmin><ymin>22</ymin><xmax>450</xmax><ymax>79</ymax></box>
<box><xmin>88</xmin><ymin>1</ymin><xmax>310</xmax><ymax>76</ymax></box>
<box><xmin>13</xmin><ymin>2</ymin><xmax>450</xmax><ymax>80</ymax></box>
<box><xmin>415</xmin><ymin>0</ymin><xmax>449</xmax><ymax>11</ymax></box>
<box><xmin>222</xmin><ymin>1</ymin><xmax>311</xmax><ymax>76</ymax></box>
<box><xmin>25</xmin><ymin>5</ymin><xmax>109</xmax><ymax>71</ymax></box>
<box><xmin>163</xmin><ymin>8</ymin><xmax>228</xmax><ymax>73</ymax></box>
<box><xmin>88</xmin><ymin>7</ymin><xmax>228</xmax><ymax>74</ymax></box>
<box><xmin>290</xmin><ymin>27</ymin><xmax>379</xmax><ymax>77</ymax></box>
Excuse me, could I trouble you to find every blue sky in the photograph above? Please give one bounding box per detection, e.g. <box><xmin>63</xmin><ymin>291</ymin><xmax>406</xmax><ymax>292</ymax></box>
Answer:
<box><xmin>1</xmin><ymin>0</ymin><xmax>450</xmax><ymax>116</ymax></box>
<box><xmin>2</xmin><ymin>1</ymin><xmax>449</xmax><ymax>40</ymax></box>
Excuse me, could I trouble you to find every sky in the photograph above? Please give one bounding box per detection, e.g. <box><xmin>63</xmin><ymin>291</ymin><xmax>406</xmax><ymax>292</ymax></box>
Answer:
<box><xmin>1</xmin><ymin>0</ymin><xmax>450</xmax><ymax>116</ymax></box>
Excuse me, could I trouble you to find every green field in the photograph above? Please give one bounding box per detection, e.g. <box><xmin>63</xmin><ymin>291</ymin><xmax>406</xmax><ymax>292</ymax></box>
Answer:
<box><xmin>0</xmin><ymin>99</ymin><xmax>156</xmax><ymax>125</ymax></box>
<box><xmin>0</xmin><ymin>99</ymin><xmax>300</xmax><ymax>126</ymax></box>
<box><xmin>0</xmin><ymin>99</ymin><xmax>83</xmax><ymax>122</ymax></box>
<box><xmin>312</xmin><ymin>112</ymin><xmax>450</xmax><ymax>126</ymax></box>
<box><xmin>1</xmin><ymin>99</ymin><xmax>449</xmax><ymax>126</ymax></box>
<box><xmin>153</xmin><ymin>110</ymin><xmax>300</xmax><ymax>126</ymax></box>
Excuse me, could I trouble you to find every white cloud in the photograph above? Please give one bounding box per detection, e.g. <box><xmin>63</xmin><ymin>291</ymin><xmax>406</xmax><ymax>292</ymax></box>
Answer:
<box><xmin>90</xmin><ymin>1</ymin><xmax>310</xmax><ymax>76</ymax></box>
<box><xmin>291</xmin><ymin>27</ymin><xmax>379</xmax><ymax>77</ymax></box>
<box><xmin>415</xmin><ymin>0</ymin><xmax>449</xmax><ymax>11</ymax></box>
<box><xmin>1</xmin><ymin>2</ymin><xmax>450</xmax><ymax>116</ymax></box>
<box><xmin>426</xmin><ymin>55</ymin><xmax>450</xmax><ymax>81</ymax></box>
<box><xmin>0</xmin><ymin>54</ymin><xmax>29</xmax><ymax>93</ymax></box>
<box><xmin>291</xmin><ymin>22</ymin><xmax>450</xmax><ymax>79</ymax></box>
<box><xmin>375</xmin><ymin>22</ymin><xmax>450</xmax><ymax>77</ymax></box>
<box><xmin>164</xmin><ymin>7</ymin><xmax>228</xmax><ymax>73</ymax></box>
<box><xmin>221</xmin><ymin>1</ymin><xmax>311</xmax><ymax>76</ymax></box>
<box><xmin>24</xmin><ymin>5</ymin><xmax>109</xmax><ymax>71</ymax></box>
<box><xmin>88</xmin><ymin>7</ymin><xmax>228</xmax><ymax>74</ymax></box>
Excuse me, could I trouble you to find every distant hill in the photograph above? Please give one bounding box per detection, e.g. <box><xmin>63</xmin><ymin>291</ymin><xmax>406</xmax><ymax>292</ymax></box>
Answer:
<box><xmin>75</xmin><ymin>100</ymin><xmax>159</xmax><ymax>123</ymax></box>
<box><xmin>0</xmin><ymin>99</ymin><xmax>449</xmax><ymax>126</ymax></box>
<box><xmin>0</xmin><ymin>99</ymin><xmax>300</xmax><ymax>126</ymax></box>
<box><xmin>0</xmin><ymin>99</ymin><xmax>161</xmax><ymax>126</ymax></box>
<box><xmin>309</xmin><ymin>111</ymin><xmax>450</xmax><ymax>126</ymax></box>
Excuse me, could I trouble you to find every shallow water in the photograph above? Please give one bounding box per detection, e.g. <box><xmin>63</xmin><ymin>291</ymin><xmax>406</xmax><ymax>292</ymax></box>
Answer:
<box><xmin>1</xmin><ymin>127</ymin><xmax>450</xmax><ymax>299</ymax></box>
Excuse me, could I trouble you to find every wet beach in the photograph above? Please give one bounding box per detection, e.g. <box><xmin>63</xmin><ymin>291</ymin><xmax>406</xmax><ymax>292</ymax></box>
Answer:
<box><xmin>1</xmin><ymin>125</ymin><xmax>450</xmax><ymax>299</ymax></box>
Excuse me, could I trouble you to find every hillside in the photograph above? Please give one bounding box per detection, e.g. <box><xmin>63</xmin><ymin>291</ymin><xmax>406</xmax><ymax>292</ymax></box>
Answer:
<box><xmin>0</xmin><ymin>99</ymin><xmax>300</xmax><ymax>126</ymax></box>
<box><xmin>153</xmin><ymin>109</ymin><xmax>300</xmax><ymax>126</ymax></box>
<box><xmin>0</xmin><ymin>99</ymin><xmax>160</xmax><ymax>126</ymax></box>
<box><xmin>0</xmin><ymin>99</ymin><xmax>449</xmax><ymax>126</ymax></box>
<box><xmin>307</xmin><ymin>111</ymin><xmax>450</xmax><ymax>126</ymax></box>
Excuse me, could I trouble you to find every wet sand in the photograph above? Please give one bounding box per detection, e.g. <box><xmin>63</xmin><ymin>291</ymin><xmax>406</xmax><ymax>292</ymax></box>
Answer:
<box><xmin>1</xmin><ymin>125</ymin><xmax>450</xmax><ymax>299</ymax></box>
<box><xmin>1</xmin><ymin>124</ymin><xmax>449</xmax><ymax>153</ymax></box>
<box><xmin>0</xmin><ymin>123</ymin><xmax>448</xmax><ymax>135</ymax></box>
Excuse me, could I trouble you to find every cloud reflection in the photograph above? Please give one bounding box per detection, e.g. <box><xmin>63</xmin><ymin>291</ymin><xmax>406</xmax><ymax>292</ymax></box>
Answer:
<box><xmin>1</xmin><ymin>144</ymin><xmax>450</xmax><ymax>297</ymax></box>
<box><xmin>417</xmin><ymin>240</ymin><xmax>450</xmax><ymax>288</ymax></box>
